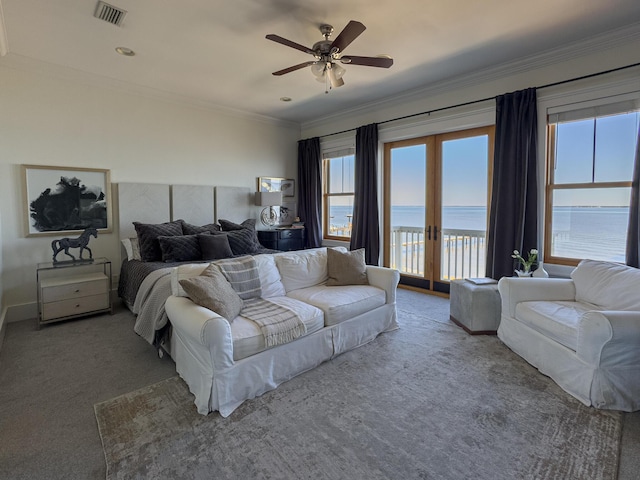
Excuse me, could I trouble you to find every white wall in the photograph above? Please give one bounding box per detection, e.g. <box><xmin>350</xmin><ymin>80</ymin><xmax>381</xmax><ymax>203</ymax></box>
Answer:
<box><xmin>301</xmin><ymin>27</ymin><xmax>640</xmax><ymax>139</ymax></box>
<box><xmin>0</xmin><ymin>65</ymin><xmax>300</xmax><ymax>310</ymax></box>
<box><xmin>302</xmin><ymin>26</ymin><xmax>640</xmax><ymax>273</ymax></box>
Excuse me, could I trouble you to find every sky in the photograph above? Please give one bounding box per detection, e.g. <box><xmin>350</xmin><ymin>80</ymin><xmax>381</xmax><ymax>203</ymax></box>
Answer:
<box><xmin>388</xmin><ymin>111</ymin><xmax>639</xmax><ymax>208</ymax></box>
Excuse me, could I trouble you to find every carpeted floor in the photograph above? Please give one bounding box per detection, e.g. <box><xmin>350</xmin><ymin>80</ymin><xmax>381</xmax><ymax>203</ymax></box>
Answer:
<box><xmin>95</xmin><ymin>292</ymin><xmax>623</xmax><ymax>480</ymax></box>
<box><xmin>1</xmin><ymin>289</ymin><xmax>638</xmax><ymax>479</ymax></box>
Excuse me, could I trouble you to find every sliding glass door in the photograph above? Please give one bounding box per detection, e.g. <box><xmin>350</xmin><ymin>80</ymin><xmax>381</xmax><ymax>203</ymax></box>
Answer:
<box><xmin>384</xmin><ymin>126</ymin><xmax>494</xmax><ymax>293</ymax></box>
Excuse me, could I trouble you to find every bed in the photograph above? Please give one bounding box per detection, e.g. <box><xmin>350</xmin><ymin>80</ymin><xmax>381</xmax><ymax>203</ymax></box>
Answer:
<box><xmin>116</xmin><ymin>183</ymin><xmax>276</xmax><ymax>349</ymax></box>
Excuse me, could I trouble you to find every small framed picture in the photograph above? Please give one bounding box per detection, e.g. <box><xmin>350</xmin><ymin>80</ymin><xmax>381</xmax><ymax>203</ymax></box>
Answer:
<box><xmin>258</xmin><ymin>177</ymin><xmax>295</xmax><ymax>198</ymax></box>
<box><xmin>22</xmin><ymin>164</ymin><xmax>112</xmax><ymax>237</ymax></box>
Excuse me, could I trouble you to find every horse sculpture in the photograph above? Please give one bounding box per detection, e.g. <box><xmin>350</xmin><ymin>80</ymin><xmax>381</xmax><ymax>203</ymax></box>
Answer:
<box><xmin>51</xmin><ymin>227</ymin><xmax>98</xmax><ymax>262</ymax></box>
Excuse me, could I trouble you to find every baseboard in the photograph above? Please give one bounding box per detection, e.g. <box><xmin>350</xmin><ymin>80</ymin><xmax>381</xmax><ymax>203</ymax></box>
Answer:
<box><xmin>6</xmin><ymin>302</ymin><xmax>38</xmax><ymax>323</ymax></box>
<box><xmin>0</xmin><ymin>305</ymin><xmax>7</xmax><ymax>355</ymax></box>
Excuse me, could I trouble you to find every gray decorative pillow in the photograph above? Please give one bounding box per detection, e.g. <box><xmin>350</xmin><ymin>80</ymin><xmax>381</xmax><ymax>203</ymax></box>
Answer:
<box><xmin>179</xmin><ymin>265</ymin><xmax>243</xmax><ymax>321</ymax></box>
<box><xmin>158</xmin><ymin>234</ymin><xmax>205</xmax><ymax>263</ymax></box>
<box><xmin>181</xmin><ymin>220</ymin><xmax>221</xmax><ymax>235</ymax></box>
<box><xmin>133</xmin><ymin>220</ymin><xmax>184</xmax><ymax>262</ymax></box>
<box><xmin>218</xmin><ymin>219</ymin><xmax>261</xmax><ymax>255</ymax></box>
<box><xmin>326</xmin><ymin>248</ymin><xmax>369</xmax><ymax>286</ymax></box>
<box><xmin>199</xmin><ymin>233</ymin><xmax>233</xmax><ymax>260</ymax></box>
<box><xmin>219</xmin><ymin>218</ymin><xmax>256</xmax><ymax>231</ymax></box>
<box><xmin>214</xmin><ymin>256</ymin><xmax>262</xmax><ymax>300</ymax></box>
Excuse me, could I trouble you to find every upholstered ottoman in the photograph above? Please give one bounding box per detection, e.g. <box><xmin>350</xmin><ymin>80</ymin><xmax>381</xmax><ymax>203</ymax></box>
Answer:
<box><xmin>450</xmin><ymin>279</ymin><xmax>501</xmax><ymax>334</ymax></box>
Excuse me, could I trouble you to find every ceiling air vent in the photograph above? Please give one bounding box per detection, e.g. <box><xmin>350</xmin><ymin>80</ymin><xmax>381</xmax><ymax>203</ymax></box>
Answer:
<box><xmin>94</xmin><ymin>1</ymin><xmax>127</xmax><ymax>27</ymax></box>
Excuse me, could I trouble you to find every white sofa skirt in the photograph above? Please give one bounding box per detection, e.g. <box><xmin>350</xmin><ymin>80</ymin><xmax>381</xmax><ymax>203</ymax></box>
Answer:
<box><xmin>499</xmin><ymin>314</ymin><xmax>640</xmax><ymax>411</ymax></box>
<box><xmin>169</xmin><ymin>300</ymin><xmax>399</xmax><ymax>417</ymax></box>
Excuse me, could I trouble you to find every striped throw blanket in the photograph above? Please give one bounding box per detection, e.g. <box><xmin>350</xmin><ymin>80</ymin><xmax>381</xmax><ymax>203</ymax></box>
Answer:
<box><xmin>216</xmin><ymin>256</ymin><xmax>306</xmax><ymax>347</ymax></box>
<box><xmin>241</xmin><ymin>298</ymin><xmax>307</xmax><ymax>347</ymax></box>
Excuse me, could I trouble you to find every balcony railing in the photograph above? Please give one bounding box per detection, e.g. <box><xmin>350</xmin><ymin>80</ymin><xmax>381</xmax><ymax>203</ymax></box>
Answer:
<box><xmin>390</xmin><ymin>226</ymin><xmax>486</xmax><ymax>280</ymax></box>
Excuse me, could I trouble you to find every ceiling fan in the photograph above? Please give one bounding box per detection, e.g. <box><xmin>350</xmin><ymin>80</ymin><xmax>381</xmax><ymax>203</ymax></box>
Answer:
<box><xmin>266</xmin><ymin>20</ymin><xmax>393</xmax><ymax>90</ymax></box>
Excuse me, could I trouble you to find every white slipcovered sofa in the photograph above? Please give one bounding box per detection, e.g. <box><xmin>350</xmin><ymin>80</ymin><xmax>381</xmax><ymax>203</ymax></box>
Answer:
<box><xmin>165</xmin><ymin>247</ymin><xmax>400</xmax><ymax>416</ymax></box>
<box><xmin>498</xmin><ymin>259</ymin><xmax>640</xmax><ymax>411</ymax></box>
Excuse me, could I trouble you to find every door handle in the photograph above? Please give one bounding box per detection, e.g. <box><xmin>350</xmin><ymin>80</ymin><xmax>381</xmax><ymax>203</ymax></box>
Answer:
<box><xmin>426</xmin><ymin>226</ymin><xmax>431</xmax><ymax>240</ymax></box>
<box><xmin>434</xmin><ymin>226</ymin><xmax>439</xmax><ymax>241</ymax></box>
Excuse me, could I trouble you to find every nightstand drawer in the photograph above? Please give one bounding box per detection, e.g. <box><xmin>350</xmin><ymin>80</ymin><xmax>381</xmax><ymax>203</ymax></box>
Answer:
<box><xmin>41</xmin><ymin>273</ymin><xmax>108</xmax><ymax>303</ymax></box>
<box><xmin>279</xmin><ymin>229</ymin><xmax>304</xmax><ymax>240</ymax></box>
<box><xmin>42</xmin><ymin>293</ymin><xmax>110</xmax><ymax>321</ymax></box>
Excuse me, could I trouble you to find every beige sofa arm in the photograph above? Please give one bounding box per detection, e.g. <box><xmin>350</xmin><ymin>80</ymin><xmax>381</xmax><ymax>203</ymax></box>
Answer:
<box><xmin>498</xmin><ymin>278</ymin><xmax>576</xmax><ymax>318</ymax></box>
<box><xmin>577</xmin><ymin>310</ymin><xmax>640</xmax><ymax>365</ymax></box>
<box><xmin>165</xmin><ymin>296</ymin><xmax>235</xmax><ymax>371</ymax></box>
<box><xmin>366</xmin><ymin>266</ymin><xmax>400</xmax><ymax>304</ymax></box>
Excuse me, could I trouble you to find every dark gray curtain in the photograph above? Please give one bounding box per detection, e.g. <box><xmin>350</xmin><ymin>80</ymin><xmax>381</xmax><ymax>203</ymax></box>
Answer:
<box><xmin>486</xmin><ymin>88</ymin><xmax>538</xmax><ymax>279</ymax></box>
<box><xmin>626</xmin><ymin>122</ymin><xmax>640</xmax><ymax>267</ymax></box>
<box><xmin>350</xmin><ymin>123</ymin><xmax>380</xmax><ymax>265</ymax></box>
<box><xmin>297</xmin><ymin>137</ymin><xmax>322</xmax><ymax>248</ymax></box>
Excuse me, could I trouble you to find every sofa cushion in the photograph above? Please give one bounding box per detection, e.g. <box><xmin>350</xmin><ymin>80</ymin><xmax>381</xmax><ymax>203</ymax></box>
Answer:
<box><xmin>275</xmin><ymin>248</ymin><xmax>329</xmax><ymax>292</ymax></box>
<box><xmin>179</xmin><ymin>267</ymin><xmax>243</xmax><ymax>322</ymax></box>
<box><xmin>327</xmin><ymin>248</ymin><xmax>368</xmax><ymax>286</ymax></box>
<box><xmin>254</xmin><ymin>253</ymin><xmax>286</xmax><ymax>298</ymax></box>
<box><xmin>214</xmin><ymin>256</ymin><xmax>262</xmax><ymax>300</ymax></box>
<box><xmin>571</xmin><ymin>259</ymin><xmax>640</xmax><ymax>311</ymax></box>
<box><xmin>231</xmin><ymin>296</ymin><xmax>324</xmax><ymax>361</ymax></box>
<box><xmin>287</xmin><ymin>285</ymin><xmax>386</xmax><ymax>326</ymax></box>
<box><xmin>514</xmin><ymin>300</ymin><xmax>595</xmax><ymax>351</ymax></box>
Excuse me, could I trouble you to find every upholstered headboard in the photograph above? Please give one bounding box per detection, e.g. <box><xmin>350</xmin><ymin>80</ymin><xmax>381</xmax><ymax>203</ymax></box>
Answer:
<box><xmin>117</xmin><ymin>182</ymin><xmax>257</xmax><ymax>240</ymax></box>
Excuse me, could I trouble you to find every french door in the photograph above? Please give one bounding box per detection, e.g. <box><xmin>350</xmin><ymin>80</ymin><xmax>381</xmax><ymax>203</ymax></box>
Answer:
<box><xmin>383</xmin><ymin>126</ymin><xmax>494</xmax><ymax>293</ymax></box>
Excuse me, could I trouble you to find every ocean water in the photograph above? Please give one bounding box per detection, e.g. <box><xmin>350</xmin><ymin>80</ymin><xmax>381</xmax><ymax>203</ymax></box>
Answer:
<box><xmin>329</xmin><ymin>205</ymin><xmax>628</xmax><ymax>262</ymax></box>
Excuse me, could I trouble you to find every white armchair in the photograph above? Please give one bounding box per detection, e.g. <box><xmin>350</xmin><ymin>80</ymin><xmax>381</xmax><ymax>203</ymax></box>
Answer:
<box><xmin>498</xmin><ymin>259</ymin><xmax>640</xmax><ymax>412</ymax></box>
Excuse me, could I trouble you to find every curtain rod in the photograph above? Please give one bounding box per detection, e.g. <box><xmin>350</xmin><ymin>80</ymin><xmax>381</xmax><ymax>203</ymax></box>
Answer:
<box><xmin>319</xmin><ymin>61</ymin><xmax>640</xmax><ymax>139</ymax></box>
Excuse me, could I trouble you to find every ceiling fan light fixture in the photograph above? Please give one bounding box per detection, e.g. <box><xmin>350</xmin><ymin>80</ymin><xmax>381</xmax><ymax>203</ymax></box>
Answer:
<box><xmin>327</xmin><ymin>64</ymin><xmax>345</xmax><ymax>88</ymax></box>
<box><xmin>310</xmin><ymin>62</ymin><xmax>326</xmax><ymax>77</ymax></box>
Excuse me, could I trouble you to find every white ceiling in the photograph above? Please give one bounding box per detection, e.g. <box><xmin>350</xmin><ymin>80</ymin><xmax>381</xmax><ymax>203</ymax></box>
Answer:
<box><xmin>1</xmin><ymin>0</ymin><xmax>640</xmax><ymax>124</ymax></box>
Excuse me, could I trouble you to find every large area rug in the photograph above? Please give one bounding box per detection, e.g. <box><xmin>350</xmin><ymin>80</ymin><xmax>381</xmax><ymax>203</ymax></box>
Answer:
<box><xmin>95</xmin><ymin>290</ymin><xmax>622</xmax><ymax>480</ymax></box>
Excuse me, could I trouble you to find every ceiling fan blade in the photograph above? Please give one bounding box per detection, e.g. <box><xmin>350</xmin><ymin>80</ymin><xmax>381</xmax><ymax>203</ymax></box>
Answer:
<box><xmin>272</xmin><ymin>61</ymin><xmax>316</xmax><ymax>76</ymax></box>
<box><xmin>340</xmin><ymin>55</ymin><xmax>394</xmax><ymax>68</ymax></box>
<box><xmin>266</xmin><ymin>34</ymin><xmax>315</xmax><ymax>56</ymax></box>
<box><xmin>330</xmin><ymin>20</ymin><xmax>366</xmax><ymax>53</ymax></box>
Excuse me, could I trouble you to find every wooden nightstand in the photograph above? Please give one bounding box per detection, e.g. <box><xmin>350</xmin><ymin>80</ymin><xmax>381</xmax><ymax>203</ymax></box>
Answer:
<box><xmin>258</xmin><ymin>228</ymin><xmax>305</xmax><ymax>251</ymax></box>
<box><xmin>36</xmin><ymin>257</ymin><xmax>112</xmax><ymax>328</ymax></box>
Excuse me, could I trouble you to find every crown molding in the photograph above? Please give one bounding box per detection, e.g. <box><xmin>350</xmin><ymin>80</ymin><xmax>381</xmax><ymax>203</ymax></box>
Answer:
<box><xmin>0</xmin><ymin>52</ymin><xmax>300</xmax><ymax>129</ymax></box>
<box><xmin>0</xmin><ymin>0</ymin><xmax>8</xmax><ymax>57</ymax></box>
<box><xmin>301</xmin><ymin>21</ymin><xmax>640</xmax><ymax>132</ymax></box>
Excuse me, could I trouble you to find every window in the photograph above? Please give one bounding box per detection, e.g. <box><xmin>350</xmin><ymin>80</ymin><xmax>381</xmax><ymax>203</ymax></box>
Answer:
<box><xmin>545</xmin><ymin>98</ymin><xmax>639</xmax><ymax>265</ymax></box>
<box><xmin>323</xmin><ymin>153</ymin><xmax>355</xmax><ymax>239</ymax></box>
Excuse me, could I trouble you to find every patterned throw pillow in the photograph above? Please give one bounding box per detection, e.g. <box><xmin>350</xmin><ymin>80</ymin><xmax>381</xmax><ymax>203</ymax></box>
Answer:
<box><xmin>326</xmin><ymin>248</ymin><xmax>369</xmax><ymax>286</ymax></box>
<box><xmin>158</xmin><ymin>234</ymin><xmax>206</xmax><ymax>263</ymax></box>
<box><xmin>179</xmin><ymin>265</ymin><xmax>243</xmax><ymax>321</ymax></box>
<box><xmin>181</xmin><ymin>220</ymin><xmax>221</xmax><ymax>235</ymax></box>
<box><xmin>133</xmin><ymin>220</ymin><xmax>184</xmax><ymax>262</ymax></box>
<box><xmin>199</xmin><ymin>233</ymin><xmax>233</xmax><ymax>260</ymax></box>
<box><xmin>218</xmin><ymin>218</ymin><xmax>255</xmax><ymax>231</ymax></box>
<box><xmin>218</xmin><ymin>219</ymin><xmax>261</xmax><ymax>255</ymax></box>
<box><xmin>213</xmin><ymin>256</ymin><xmax>262</xmax><ymax>300</ymax></box>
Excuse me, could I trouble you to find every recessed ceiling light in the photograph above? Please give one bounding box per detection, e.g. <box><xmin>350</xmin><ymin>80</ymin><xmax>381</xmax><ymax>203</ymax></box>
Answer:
<box><xmin>115</xmin><ymin>47</ymin><xmax>135</xmax><ymax>56</ymax></box>
<box><xmin>280</xmin><ymin>97</ymin><xmax>292</xmax><ymax>102</ymax></box>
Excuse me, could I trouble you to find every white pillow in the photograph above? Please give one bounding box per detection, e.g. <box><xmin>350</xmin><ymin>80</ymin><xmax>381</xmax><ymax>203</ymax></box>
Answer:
<box><xmin>253</xmin><ymin>254</ymin><xmax>286</xmax><ymax>298</ymax></box>
<box><xmin>171</xmin><ymin>263</ymin><xmax>211</xmax><ymax>296</ymax></box>
<box><xmin>571</xmin><ymin>259</ymin><xmax>640</xmax><ymax>311</ymax></box>
<box><xmin>121</xmin><ymin>237</ymin><xmax>141</xmax><ymax>261</ymax></box>
<box><xmin>275</xmin><ymin>248</ymin><xmax>330</xmax><ymax>292</ymax></box>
